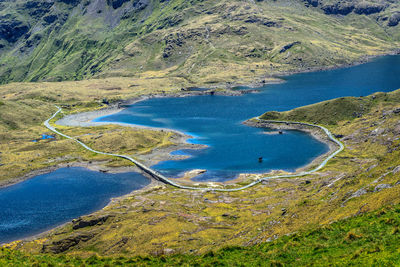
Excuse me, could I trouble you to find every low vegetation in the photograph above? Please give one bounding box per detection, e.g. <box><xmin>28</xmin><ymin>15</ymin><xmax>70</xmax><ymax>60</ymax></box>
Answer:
<box><xmin>1</xmin><ymin>0</ymin><xmax>400</xmax><ymax>265</ymax></box>
<box><xmin>0</xmin><ymin>79</ymin><xmax>179</xmax><ymax>186</ymax></box>
<box><xmin>3</xmin><ymin>88</ymin><xmax>399</xmax><ymax>262</ymax></box>
<box><xmin>260</xmin><ymin>91</ymin><xmax>400</xmax><ymax>125</ymax></box>
<box><xmin>2</xmin><ymin>203</ymin><xmax>400</xmax><ymax>265</ymax></box>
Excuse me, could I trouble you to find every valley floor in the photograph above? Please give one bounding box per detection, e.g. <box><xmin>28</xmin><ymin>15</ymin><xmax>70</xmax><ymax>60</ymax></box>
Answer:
<box><xmin>1</xmin><ymin>53</ymin><xmax>400</xmax><ymax>264</ymax></box>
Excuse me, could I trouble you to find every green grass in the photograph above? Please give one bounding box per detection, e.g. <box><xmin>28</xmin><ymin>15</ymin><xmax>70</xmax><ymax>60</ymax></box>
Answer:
<box><xmin>2</xmin><ymin>204</ymin><xmax>400</xmax><ymax>266</ymax></box>
<box><xmin>260</xmin><ymin>90</ymin><xmax>400</xmax><ymax>126</ymax></box>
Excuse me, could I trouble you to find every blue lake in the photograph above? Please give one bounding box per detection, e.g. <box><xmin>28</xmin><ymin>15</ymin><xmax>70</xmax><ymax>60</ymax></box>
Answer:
<box><xmin>0</xmin><ymin>167</ymin><xmax>149</xmax><ymax>243</ymax></box>
<box><xmin>2</xmin><ymin>55</ymin><xmax>400</xmax><ymax>243</ymax></box>
<box><xmin>96</xmin><ymin>55</ymin><xmax>400</xmax><ymax>181</ymax></box>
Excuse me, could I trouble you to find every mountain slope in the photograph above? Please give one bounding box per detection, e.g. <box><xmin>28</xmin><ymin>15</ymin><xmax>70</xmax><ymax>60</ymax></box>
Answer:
<box><xmin>0</xmin><ymin>0</ymin><xmax>399</xmax><ymax>84</ymax></box>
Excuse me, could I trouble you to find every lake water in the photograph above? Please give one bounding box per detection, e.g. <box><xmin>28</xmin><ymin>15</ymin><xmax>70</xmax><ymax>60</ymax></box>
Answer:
<box><xmin>96</xmin><ymin>55</ymin><xmax>400</xmax><ymax>181</ymax></box>
<box><xmin>0</xmin><ymin>167</ymin><xmax>149</xmax><ymax>243</ymax></box>
<box><xmin>2</xmin><ymin>55</ymin><xmax>400</xmax><ymax>243</ymax></box>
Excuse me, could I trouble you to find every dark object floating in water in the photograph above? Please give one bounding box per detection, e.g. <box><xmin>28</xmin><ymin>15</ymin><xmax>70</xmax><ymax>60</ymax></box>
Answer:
<box><xmin>32</xmin><ymin>134</ymin><xmax>55</xmax><ymax>142</ymax></box>
<box><xmin>258</xmin><ymin>157</ymin><xmax>263</xmax><ymax>163</ymax></box>
<box><xmin>279</xmin><ymin>131</ymin><xmax>283</xmax><ymax>134</ymax></box>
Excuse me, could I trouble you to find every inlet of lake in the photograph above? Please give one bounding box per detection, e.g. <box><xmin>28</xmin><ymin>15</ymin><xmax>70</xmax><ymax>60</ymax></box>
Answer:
<box><xmin>1</xmin><ymin>54</ymin><xmax>400</xmax><ymax>243</ymax></box>
<box><xmin>96</xmin><ymin>55</ymin><xmax>400</xmax><ymax>181</ymax></box>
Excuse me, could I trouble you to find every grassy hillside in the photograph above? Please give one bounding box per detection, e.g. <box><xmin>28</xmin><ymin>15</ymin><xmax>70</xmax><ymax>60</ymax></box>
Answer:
<box><xmin>2</xmin><ymin>194</ymin><xmax>400</xmax><ymax>265</ymax></box>
<box><xmin>260</xmin><ymin>91</ymin><xmax>400</xmax><ymax>125</ymax></box>
<box><xmin>4</xmin><ymin>88</ymin><xmax>399</xmax><ymax>260</ymax></box>
<box><xmin>0</xmin><ymin>0</ymin><xmax>399</xmax><ymax>85</ymax></box>
<box><xmin>0</xmin><ymin>77</ymin><xmax>185</xmax><ymax>186</ymax></box>
<box><xmin>1</xmin><ymin>0</ymin><xmax>400</xmax><ymax>264</ymax></box>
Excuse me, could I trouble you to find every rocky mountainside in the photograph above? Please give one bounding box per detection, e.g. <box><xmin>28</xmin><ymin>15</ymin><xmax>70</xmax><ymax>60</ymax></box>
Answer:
<box><xmin>0</xmin><ymin>0</ymin><xmax>399</xmax><ymax>84</ymax></box>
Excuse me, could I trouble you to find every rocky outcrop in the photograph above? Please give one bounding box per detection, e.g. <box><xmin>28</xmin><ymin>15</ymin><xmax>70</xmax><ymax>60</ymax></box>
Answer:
<box><xmin>57</xmin><ymin>0</ymin><xmax>80</xmax><ymax>6</ymax></box>
<box><xmin>133</xmin><ymin>0</ymin><xmax>149</xmax><ymax>11</ymax></box>
<box><xmin>280</xmin><ymin>41</ymin><xmax>301</xmax><ymax>53</ymax></box>
<box><xmin>0</xmin><ymin>15</ymin><xmax>29</xmax><ymax>43</ymax></box>
<box><xmin>374</xmin><ymin>184</ymin><xmax>392</xmax><ymax>192</ymax></box>
<box><xmin>42</xmin><ymin>233</ymin><xmax>95</xmax><ymax>253</ymax></box>
<box><xmin>72</xmin><ymin>214</ymin><xmax>114</xmax><ymax>230</ymax></box>
<box><xmin>304</xmin><ymin>0</ymin><xmax>319</xmax><ymax>8</ymax></box>
<box><xmin>162</xmin><ymin>25</ymin><xmax>248</xmax><ymax>58</ymax></box>
<box><xmin>224</xmin><ymin>13</ymin><xmax>282</xmax><ymax>28</ymax></box>
<box><xmin>322</xmin><ymin>3</ymin><xmax>355</xmax><ymax>15</ymax></box>
<box><xmin>388</xmin><ymin>12</ymin><xmax>400</xmax><ymax>27</ymax></box>
<box><xmin>107</xmin><ymin>0</ymin><xmax>130</xmax><ymax>9</ymax></box>
<box><xmin>354</xmin><ymin>3</ymin><xmax>385</xmax><ymax>15</ymax></box>
<box><xmin>304</xmin><ymin>0</ymin><xmax>387</xmax><ymax>16</ymax></box>
<box><xmin>22</xmin><ymin>1</ymin><xmax>53</xmax><ymax>18</ymax></box>
<box><xmin>43</xmin><ymin>14</ymin><xmax>58</xmax><ymax>24</ymax></box>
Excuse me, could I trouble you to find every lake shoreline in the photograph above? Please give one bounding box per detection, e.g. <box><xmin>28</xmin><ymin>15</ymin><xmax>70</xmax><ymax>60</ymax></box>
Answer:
<box><xmin>243</xmin><ymin>120</ymin><xmax>339</xmax><ymax>173</ymax></box>
<box><xmin>2</xmin><ymin>52</ymin><xmax>397</xmax><ymax>246</ymax></box>
<box><xmin>3</xmin><ymin>50</ymin><xmax>400</xmax><ymax>189</ymax></box>
<box><xmin>52</xmin><ymin>51</ymin><xmax>399</xmax><ymax>185</ymax></box>
<box><xmin>1</xmin><ymin>177</ymin><xmax>159</xmax><ymax>246</ymax></box>
<box><xmin>246</xmin><ymin>49</ymin><xmax>400</xmax><ymax>89</ymax></box>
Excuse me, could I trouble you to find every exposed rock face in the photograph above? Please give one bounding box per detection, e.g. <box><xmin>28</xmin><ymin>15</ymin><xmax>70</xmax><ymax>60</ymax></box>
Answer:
<box><xmin>42</xmin><ymin>233</ymin><xmax>95</xmax><ymax>253</ymax></box>
<box><xmin>280</xmin><ymin>41</ymin><xmax>301</xmax><ymax>53</ymax></box>
<box><xmin>351</xmin><ymin>188</ymin><xmax>367</xmax><ymax>198</ymax></box>
<box><xmin>304</xmin><ymin>0</ymin><xmax>387</xmax><ymax>16</ymax></box>
<box><xmin>388</xmin><ymin>12</ymin><xmax>400</xmax><ymax>26</ymax></box>
<box><xmin>57</xmin><ymin>0</ymin><xmax>81</xmax><ymax>6</ymax></box>
<box><xmin>354</xmin><ymin>3</ymin><xmax>385</xmax><ymax>15</ymax></box>
<box><xmin>225</xmin><ymin>13</ymin><xmax>282</xmax><ymax>28</ymax></box>
<box><xmin>322</xmin><ymin>3</ymin><xmax>355</xmax><ymax>15</ymax></box>
<box><xmin>304</xmin><ymin>0</ymin><xmax>319</xmax><ymax>7</ymax></box>
<box><xmin>72</xmin><ymin>214</ymin><xmax>113</xmax><ymax>230</ymax></box>
<box><xmin>43</xmin><ymin>14</ymin><xmax>58</xmax><ymax>24</ymax></box>
<box><xmin>133</xmin><ymin>0</ymin><xmax>149</xmax><ymax>11</ymax></box>
<box><xmin>107</xmin><ymin>0</ymin><xmax>130</xmax><ymax>9</ymax></box>
<box><xmin>392</xmin><ymin>165</ymin><xmax>400</xmax><ymax>174</ymax></box>
<box><xmin>0</xmin><ymin>15</ymin><xmax>29</xmax><ymax>43</ymax></box>
<box><xmin>22</xmin><ymin>1</ymin><xmax>54</xmax><ymax>18</ymax></box>
<box><xmin>374</xmin><ymin>184</ymin><xmax>392</xmax><ymax>192</ymax></box>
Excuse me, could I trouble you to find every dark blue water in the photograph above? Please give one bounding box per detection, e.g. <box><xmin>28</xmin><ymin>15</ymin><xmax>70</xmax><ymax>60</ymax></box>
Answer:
<box><xmin>0</xmin><ymin>167</ymin><xmax>149</xmax><ymax>243</ymax></box>
<box><xmin>96</xmin><ymin>55</ymin><xmax>400</xmax><ymax>181</ymax></box>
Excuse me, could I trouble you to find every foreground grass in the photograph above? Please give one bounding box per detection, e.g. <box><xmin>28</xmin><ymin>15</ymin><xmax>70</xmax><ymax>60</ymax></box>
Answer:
<box><xmin>2</xmin><ymin>204</ymin><xmax>400</xmax><ymax>266</ymax></box>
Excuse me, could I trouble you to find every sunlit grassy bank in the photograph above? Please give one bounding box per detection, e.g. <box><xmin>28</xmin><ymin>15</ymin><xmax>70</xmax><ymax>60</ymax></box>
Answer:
<box><xmin>0</xmin><ymin>78</ymin><xmax>182</xmax><ymax>186</ymax></box>
<box><xmin>2</xmin><ymin>202</ymin><xmax>400</xmax><ymax>265</ymax></box>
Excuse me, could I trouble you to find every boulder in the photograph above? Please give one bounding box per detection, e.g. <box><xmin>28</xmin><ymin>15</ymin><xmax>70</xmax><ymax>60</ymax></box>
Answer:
<box><xmin>388</xmin><ymin>13</ymin><xmax>400</xmax><ymax>27</ymax></box>
<box><xmin>374</xmin><ymin>184</ymin><xmax>392</xmax><ymax>192</ymax></box>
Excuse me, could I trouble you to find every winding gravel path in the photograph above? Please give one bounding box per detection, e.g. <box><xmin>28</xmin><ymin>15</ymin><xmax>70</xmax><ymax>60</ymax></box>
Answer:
<box><xmin>44</xmin><ymin>106</ymin><xmax>344</xmax><ymax>192</ymax></box>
